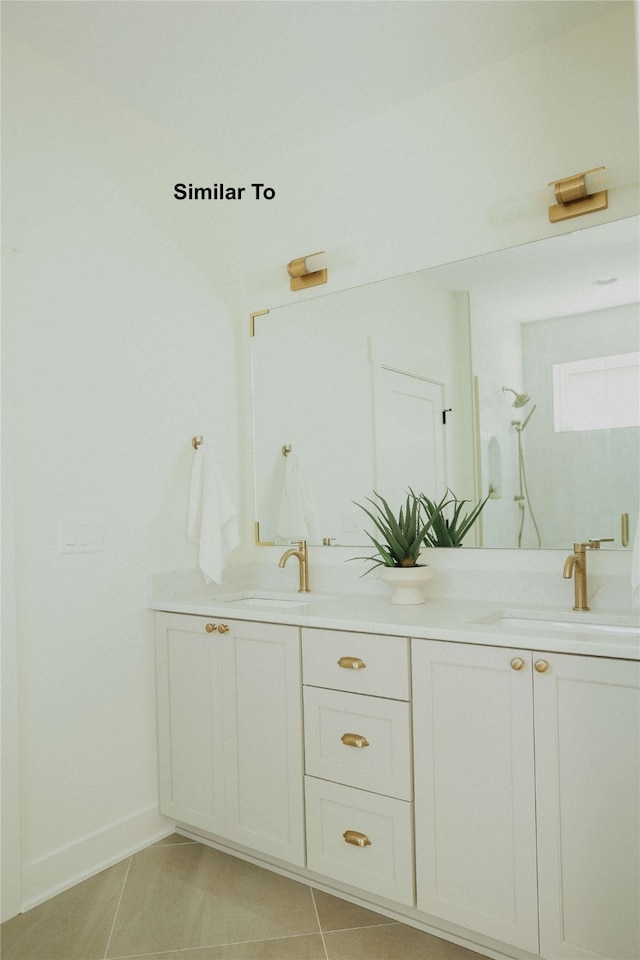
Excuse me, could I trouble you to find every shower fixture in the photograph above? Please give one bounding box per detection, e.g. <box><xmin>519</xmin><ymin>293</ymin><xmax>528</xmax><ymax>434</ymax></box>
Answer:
<box><xmin>509</xmin><ymin>403</ymin><xmax>541</xmax><ymax>548</ymax></box>
<box><xmin>503</xmin><ymin>386</ymin><xmax>531</xmax><ymax>408</ymax></box>
<box><xmin>511</xmin><ymin>402</ymin><xmax>538</xmax><ymax>433</ymax></box>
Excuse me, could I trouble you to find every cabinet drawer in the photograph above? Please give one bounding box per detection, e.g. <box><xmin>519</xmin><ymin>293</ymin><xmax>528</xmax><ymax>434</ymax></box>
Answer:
<box><xmin>302</xmin><ymin>628</ymin><xmax>410</xmax><ymax>699</ymax></box>
<box><xmin>305</xmin><ymin>776</ymin><xmax>414</xmax><ymax>905</ymax></box>
<box><xmin>304</xmin><ymin>687</ymin><xmax>412</xmax><ymax>800</ymax></box>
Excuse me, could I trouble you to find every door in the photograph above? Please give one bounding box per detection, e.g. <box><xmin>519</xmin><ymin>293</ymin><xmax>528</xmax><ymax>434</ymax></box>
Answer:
<box><xmin>373</xmin><ymin>365</ymin><xmax>446</xmax><ymax>505</ymax></box>
<box><xmin>534</xmin><ymin>652</ymin><xmax>640</xmax><ymax>960</ymax></box>
<box><xmin>412</xmin><ymin>640</ymin><xmax>539</xmax><ymax>953</ymax></box>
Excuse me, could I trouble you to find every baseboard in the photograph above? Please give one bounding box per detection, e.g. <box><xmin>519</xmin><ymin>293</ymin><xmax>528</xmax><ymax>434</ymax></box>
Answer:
<box><xmin>19</xmin><ymin>804</ymin><xmax>175</xmax><ymax>913</ymax></box>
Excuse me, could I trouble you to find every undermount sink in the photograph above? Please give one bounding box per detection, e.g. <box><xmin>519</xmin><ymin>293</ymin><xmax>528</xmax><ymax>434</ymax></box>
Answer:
<box><xmin>480</xmin><ymin>609</ymin><xmax>639</xmax><ymax>637</ymax></box>
<box><xmin>221</xmin><ymin>592</ymin><xmax>334</xmax><ymax>610</ymax></box>
<box><xmin>499</xmin><ymin>616</ymin><xmax>638</xmax><ymax>636</ymax></box>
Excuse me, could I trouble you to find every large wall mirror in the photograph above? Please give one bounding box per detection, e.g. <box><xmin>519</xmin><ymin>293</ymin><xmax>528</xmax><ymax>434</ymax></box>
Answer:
<box><xmin>251</xmin><ymin>216</ymin><xmax>639</xmax><ymax>550</ymax></box>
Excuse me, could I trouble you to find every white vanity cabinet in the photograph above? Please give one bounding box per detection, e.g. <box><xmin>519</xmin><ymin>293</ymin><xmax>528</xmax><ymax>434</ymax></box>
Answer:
<box><xmin>412</xmin><ymin>639</ymin><xmax>640</xmax><ymax>960</ymax></box>
<box><xmin>302</xmin><ymin>628</ymin><xmax>414</xmax><ymax>906</ymax></box>
<box><xmin>534</xmin><ymin>652</ymin><xmax>639</xmax><ymax>960</ymax></box>
<box><xmin>154</xmin><ymin>613</ymin><xmax>305</xmax><ymax>867</ymax></box>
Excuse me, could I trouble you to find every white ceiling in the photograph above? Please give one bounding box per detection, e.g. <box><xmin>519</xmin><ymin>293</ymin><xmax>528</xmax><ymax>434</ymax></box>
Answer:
<box><xmin>3</xmin><ymin>0</ymin><xmax>621</xmax><ymax>163</ymax></box>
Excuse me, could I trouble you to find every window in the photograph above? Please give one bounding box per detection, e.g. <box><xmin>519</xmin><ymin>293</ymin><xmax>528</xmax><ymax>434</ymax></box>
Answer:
<box><xmin>552</xmin><ymin>352</ymin><xmax>640</xmax><ymax>432</ymax></box>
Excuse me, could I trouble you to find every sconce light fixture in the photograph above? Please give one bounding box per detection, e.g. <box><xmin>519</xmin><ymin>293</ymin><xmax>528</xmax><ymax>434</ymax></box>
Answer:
<box><xmin>287</xmin><ymin>251</ymin><xmax>328</xmax><ymax>291</ymax></box>
<box><xmin>548</xmin><ymin>166</ymin><xmax>608</xmax><ymax>223</ymax></box>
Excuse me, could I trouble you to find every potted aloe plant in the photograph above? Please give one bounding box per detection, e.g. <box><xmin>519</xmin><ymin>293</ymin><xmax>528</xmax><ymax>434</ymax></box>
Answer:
<box><xmin>352</xmin><ymin>492</ymin><xmax>437</xmax><ymax>604</ymax></box>
<box><xmin>415</xmin><ymin>488</ymin><xmax>488</xmax><ymax>547</ymax></box>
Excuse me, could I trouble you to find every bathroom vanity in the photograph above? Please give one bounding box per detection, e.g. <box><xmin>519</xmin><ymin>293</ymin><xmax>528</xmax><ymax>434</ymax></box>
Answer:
<box><xmin>150</xmin><ymin>592</ymin><xmax>639</xmax><ymax>960</ymax></box>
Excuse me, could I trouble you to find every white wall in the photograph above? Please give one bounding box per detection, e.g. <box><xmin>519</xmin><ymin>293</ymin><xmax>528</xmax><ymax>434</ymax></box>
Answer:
<box><xmin>2</xmin><ymin>36</ymin><xmax>240</xmax><ymax>912</ymax></box>
<box><xmin>2</xmin><ymin>3</ymin><xmax>638</xmax><ymax>918</ymax></box>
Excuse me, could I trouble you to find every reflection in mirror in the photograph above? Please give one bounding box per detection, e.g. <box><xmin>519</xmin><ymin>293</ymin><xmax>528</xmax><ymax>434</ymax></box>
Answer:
<box><xmin>251</xmin><ymin>217</ymin><xmax>639</xmax><ymax>549</ymax></box>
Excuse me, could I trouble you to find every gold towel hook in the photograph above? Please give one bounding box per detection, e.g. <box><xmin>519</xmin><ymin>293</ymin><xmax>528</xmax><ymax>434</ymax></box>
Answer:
<box><xmin>282</xmin><ymin>444</ymin><xmax>292</xmax><ymax>457</ymax></box>
<box><xmin>192</xmin><ymin>436</ymin><xmax>204</xmax><ymax>449</ymax></box>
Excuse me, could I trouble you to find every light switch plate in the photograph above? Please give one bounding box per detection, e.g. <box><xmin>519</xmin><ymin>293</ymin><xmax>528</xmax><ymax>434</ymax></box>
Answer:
<box><xmin>59</xmin><ymin>518</ymin><xmax>104</xmax><ymax>553</ymax></box>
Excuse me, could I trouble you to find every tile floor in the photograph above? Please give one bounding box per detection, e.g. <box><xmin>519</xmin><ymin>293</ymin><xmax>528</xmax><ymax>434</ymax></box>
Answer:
<box><xmin>1</xmin><ymin>835</ymin><xmax>485</xmax><ymax>960</ymax></box>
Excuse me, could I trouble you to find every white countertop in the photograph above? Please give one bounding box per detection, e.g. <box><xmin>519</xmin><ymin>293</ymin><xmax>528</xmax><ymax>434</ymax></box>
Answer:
<box><xmin>147</xmin><ymin>590</ymin><xmax>640</xmax><ymax>661</ymax></box>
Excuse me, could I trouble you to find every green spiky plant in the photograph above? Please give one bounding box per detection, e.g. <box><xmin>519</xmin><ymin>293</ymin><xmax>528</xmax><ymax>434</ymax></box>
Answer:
<box><xmin>351</xmin><ymin>491</ymin><xmax>437</xmax><ymax>574</ymax></box>
<box><xmin>415</xmin><ymin>489</ymin><xmax>488</xmax><ymax>547</ymax></box>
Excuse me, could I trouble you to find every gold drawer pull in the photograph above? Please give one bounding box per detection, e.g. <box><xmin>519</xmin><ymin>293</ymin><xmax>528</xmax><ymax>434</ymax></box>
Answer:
<box><xmin>205</xmin><ymin>623</ymin><xmax>216</xmax><ymax>634</ymax></box>
<box><xmin>341</xmin><ymin>732</ymin><xmax>370</xmax><ymax>749</ymax></box>
<box><xmin>343</xmin><ymin>830</ymin><xmax>372</xmax><ymax>848</ymax></box>
<box><xmin>338</xmin><ymin>656</ymin><xmax>366</xmax><ymax>670</ymax></box>
<box><xmin>510</xmin><ymin>657</ymin><xmax>525</xmax><ymax>671</ymax></box>
<box><xmin>534</xmin><ymin>659</ymin><xmax>549</xmax><ymax>673</ymax></box>
<box><xmin>217</xmin><ymin>624</ymin><xmax>229</xmax><ymax>634</ymax></box>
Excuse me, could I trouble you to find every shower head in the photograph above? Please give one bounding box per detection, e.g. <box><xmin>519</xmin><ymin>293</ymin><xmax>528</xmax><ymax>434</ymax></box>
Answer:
<box><xmin>503</xmin><ymin>386</ymin><xmax>531</xmax><ymax>408</ymax></box>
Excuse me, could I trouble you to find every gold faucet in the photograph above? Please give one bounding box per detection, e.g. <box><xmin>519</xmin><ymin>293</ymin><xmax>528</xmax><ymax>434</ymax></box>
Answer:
<box><xmin>563</xmin><ymin>538</ymin><xmax>614</xmax><ymax>611</ymax></box>
<box><xmin>279</xmin><ymin>539</ymin><xmax>310</xmax><ymax>593</ymax></box>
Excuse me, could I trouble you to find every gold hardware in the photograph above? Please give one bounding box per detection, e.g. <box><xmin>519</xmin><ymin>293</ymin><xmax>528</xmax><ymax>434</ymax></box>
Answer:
<box><xmin>205</xmin><ymin>623</ymin><xmax>216</xmax><ymax>633</ymax></box>
<box><xmin>338</xmin><ymin>656</ymin><xmax>366</xmax><ymax>670</ymax></box>
<box><xmin>287</xmin><ymin>252</ymin><xmax>328</xmax><ymax>292</ymax></box>
<box><xmin>249</xmin><ymin>309</ymin><xmax>268</xmax><ymax>337</ymax></box>
<box><xmin>563</xmin><ymin>538</ymin><xmax>614</xmax><ymax>611</ymax></box>
<box><xmin>254</xmin><ymin>521</ymin><xmax>275</xmax><ymax>547</ymax></box>
<box><xmin>534</xmin><ymin>659</ymin><xmax>549</xmax><ymax>673</ymax></box>
<box><xmin>322</xmin><ymin>538</ymin><xmax>336</xmax><ymax>546</ymax></box>
<box><xmin>587</xmin><ymin>537</ymin><xmax>615</xmax><ymax>549</ymax></box>
<box><xmin>217</xmin><ymin>624</ymin><xmax>229</xmax><ymax>634</ymax></box>
<box><xmin>511</xmin><ymin>657</ymin><xmax>525</xmax><ymax>671</ymax></box>
<box><xmin>343</xmin><ymin>830</ymin><xmax>372</xmax><ymax>848</ymax></box>
<box><xmin>278</xmin><ymin>539</ymin><xmax>310</xmax><ymax>592</ymax></box>
<box><xmin>622</xmin><ymin>513</ymin><xmax>630</xmax><ymax>548</ymax></box>
<box><xmin>192</xmin><ymin>436</ymin><xmax>203</xmax><ymax>449</ymax></box>
<box><xmin>548</xmin><ymin>167</ymin><xmax>608</xmax><ymax>223</ymax></box>
<box><xmin>341</xmin><ymin>732</ymin><xmax>370</xmax><ymax>749</ymax></box>
<box><xmin>282</xmin><ymin>444</ymin><xmax>292</xmax><ymax>457</ymax></box>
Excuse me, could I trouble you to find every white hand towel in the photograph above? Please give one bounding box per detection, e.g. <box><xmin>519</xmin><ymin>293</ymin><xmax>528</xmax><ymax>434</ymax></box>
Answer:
<box><xmin>277</xmin><ymin>452</ymin><xmax>316</xmax><ymax>541</ymax></box>
<box><xmin>188</xmin><ymin>445</ymin><xmax>240</xmax><ymax>584</ymax></box>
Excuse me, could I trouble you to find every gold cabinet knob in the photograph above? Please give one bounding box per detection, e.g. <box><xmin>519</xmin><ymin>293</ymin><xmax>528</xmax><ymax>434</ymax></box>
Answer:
<box><xmin>534</xmin><ymin>659</ymin><xmax>549</xmax><ymax>673</ymax></box>
<box><xmin>205</xmin><ymin>623</ymin><xmax>216</xmax><ymax>634</ymax></box>
<box><xmin>217</xmin><ymin>624</ymin><xmax>229</xmax><ymax>634</ymax></box>
<box><xmin>341</xmin><ymin>732</ymin><xmax>370</xmax><ymax>749</ymax></box>
<box><xmin>511</xmin><ymin>657</ymin><xmax>525</xmax><ymax>671</ymax></box>
<box><xmin>337</xmin><ymin>656</ymin><xmax>366</xmax><ymax>670</ymax></box>
<box><xmin>343</xmin><ymin>830</ymin><xmax>372</xmax><ymax>848</ymax></box>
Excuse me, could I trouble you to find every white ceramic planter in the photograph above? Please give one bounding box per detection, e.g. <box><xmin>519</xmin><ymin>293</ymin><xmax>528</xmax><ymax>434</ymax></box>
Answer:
<box><xmin>379</xmin><ymin>566</ymin><xmax>432</xmax><ymax>604</ymax></box>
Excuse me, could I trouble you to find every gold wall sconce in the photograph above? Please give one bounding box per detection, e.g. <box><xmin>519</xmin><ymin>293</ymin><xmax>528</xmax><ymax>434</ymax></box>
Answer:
<box><xmin>548</xmin><ymin>167</ymin><xmax>608</xmax><ymax>223</ymax></box>
<box><xmin>287</xmin><ymin>251</ymin><xmax>328</xmax><ymax>291</ymax></box>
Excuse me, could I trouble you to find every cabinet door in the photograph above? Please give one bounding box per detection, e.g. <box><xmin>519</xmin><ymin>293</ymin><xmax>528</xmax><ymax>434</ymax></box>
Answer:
<box><xmin>155</xmin><ymin>613</ymin><xmax>226</xmax><ymax>835</ymax></box>
<box><xmin>222</xmin><ymin>620</ymin><xmax>305</xmax><ymax>866</ymax></box>
<box><xmin>412</xmin><ymin>640</ymin><xmax>539</xmax><ymax>954</ymax></box>
<box><xmin>534</xmin><ymin>652</ymin><xmax>640</xmax><ymax>960</ymax></box>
